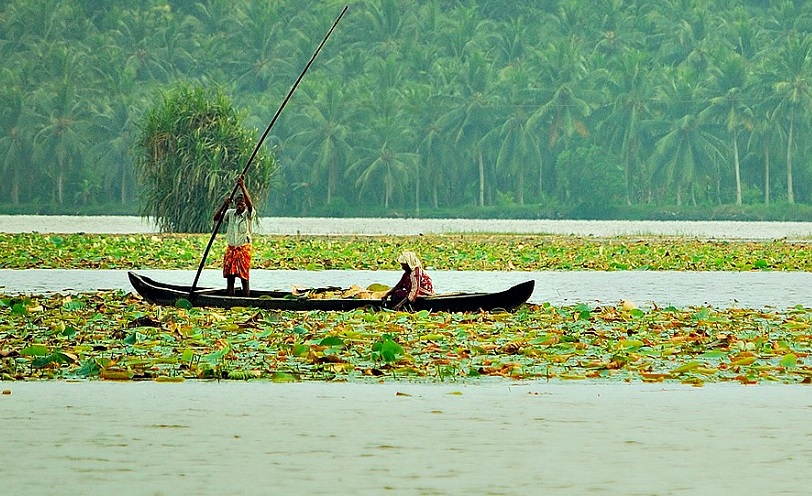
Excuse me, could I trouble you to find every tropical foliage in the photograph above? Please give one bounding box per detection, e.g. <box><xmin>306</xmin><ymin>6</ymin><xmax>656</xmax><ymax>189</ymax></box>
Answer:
<box><xmin>3</xmin><ymin>0</ymin><xmax>812</xmax><ymax>216</ymax></box>
<box><xmin>134</xmin><ymin>83</ymin><xmax>276</xmax><ymax>232</ymax></box>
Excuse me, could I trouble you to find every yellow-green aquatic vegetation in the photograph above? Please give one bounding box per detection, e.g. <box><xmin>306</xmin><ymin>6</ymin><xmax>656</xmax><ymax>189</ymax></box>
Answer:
<box><xmin>1</xmin><ymin>233</ymin><xmax>812</xmax><ymax>271</ymax></box>
<box><xmin>2</xmin><ymin>291</ymin><xmax>811</xmax><ymax>385</ymax></box>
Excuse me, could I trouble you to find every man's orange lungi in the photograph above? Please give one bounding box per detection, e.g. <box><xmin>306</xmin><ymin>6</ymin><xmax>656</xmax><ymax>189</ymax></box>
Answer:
<box><xmin>223</xmin><ymin>244</ymin><xmax>251</xmax><ymax>280</ymax></box>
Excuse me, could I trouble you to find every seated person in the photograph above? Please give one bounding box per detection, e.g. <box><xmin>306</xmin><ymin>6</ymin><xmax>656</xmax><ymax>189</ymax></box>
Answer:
<box><xmin>382</xmin><ymin>251</ymin><xmax>435</xmax><ymax>310</ymax></box>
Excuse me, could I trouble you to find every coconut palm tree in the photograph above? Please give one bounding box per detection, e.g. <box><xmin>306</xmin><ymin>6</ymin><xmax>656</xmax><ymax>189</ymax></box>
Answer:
<box><xmin>31</xmin><ymin>77</ymin><xmax>91</xmax><ymax>206</ymax></box>
<box><xmin>649</xmin><ymin>68</ymin><xmax>725</xmax><ymax>206</ymax></box>
<box><xmin>286</xmin><ymin>78</ymin><xmax>354</xmax><ymax>206</ymax></box>
<box><xmin>88</xmin><ymin>97</ymin><xmax>140</xmax><ymax>205</ymax></box>
<box><xmin>765</xmin><ymin>34</ymin><xmax>812</xmax><ymax>204</ymax></box>
<box><xmin>699</xmin><ymin>51</ymin><xmax>752</xmax><ymax>205</ymax></box>
<box><xmin>484</xmin><ymin>63</ymin><xmax>541</xmax><ymax>205</ymax></box>
<box><xmin>0</xmin><ymin>85</ymin><xmax>30</xmax><ymax>204</ymax></box>
<box><xmin>345</xmin><ymin>90</ymin><xmax>418</xmax><ymax>209</ymax></box>
<box><xmin>594</xmin><ymin>49</ymin><xmax>655</xmax><ymax>205</ymax></box>
<box><xmin>437</xmin><ymin>51</ymin><xmax>500</xmax><ymax>207</ymax></box>
<box><xmin>526</xmin><ymin>37</ymin><xmax>592</xmax><ymax>199</ymax></box>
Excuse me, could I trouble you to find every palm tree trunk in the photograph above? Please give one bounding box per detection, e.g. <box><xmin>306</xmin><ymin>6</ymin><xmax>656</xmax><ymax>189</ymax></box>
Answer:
<box><xmin>787</xmin><ymin>115</ymin><xmax>795</xmax><ymax>204</ymax></box>
<box><xmin>517</xmin><ymin>169</ymin><xmax>524</xmax><ymax>205</ymax></box>
<box><xmin>764</xmin><ymin>145</ymin><xmax>770</xmax><ymax>205</ymax></box>
<box><xmin>11</xmin><ymin>177</ymin><xmax>19</xmax><ymax>204</ymax></box>
<box><xmin>120</xmin><ymin>165</ymin><xmax>127</xmax><ymax>204</ymax></box>
<box><xmin>57</xmin><ymin>172</ymin><xmax>64</xmax><ymax>205</ymax></box>
<box><xmin>415</xmin><ymin>160</ymin><xmax>420</xmax><ymax>216</ymax></box>
<box><xmin>625</xmin><ymin>156</ymin><xmax>633</xmax><ymax>206</ymax></box>
<box><xmin>477</xmin><ymin>152</ymin><xmax>485</xmax><ymax>207</ymax></box>
<box><xmin>733</xmin><ymin>131</ymin><xmax>742</xmax><ymax>205</ymax></box>
<box><xmin>328</xmin><ymin>159</ymin><xmax>336</xmax><ymax>204</ymax></box>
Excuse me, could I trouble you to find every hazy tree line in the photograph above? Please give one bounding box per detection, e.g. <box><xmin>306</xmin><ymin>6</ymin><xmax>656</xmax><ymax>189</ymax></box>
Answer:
<box><xmin>2</xmin><ymin>0</ymin><xmax>812</xmax><ymax>217</ymax></box>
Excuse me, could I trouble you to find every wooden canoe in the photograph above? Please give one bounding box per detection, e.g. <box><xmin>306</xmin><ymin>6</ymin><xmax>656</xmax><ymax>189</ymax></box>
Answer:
<box><xmin>128</xmin><ymin>272</ymin><xmax>535</xmax><ymax>313</ymax></box>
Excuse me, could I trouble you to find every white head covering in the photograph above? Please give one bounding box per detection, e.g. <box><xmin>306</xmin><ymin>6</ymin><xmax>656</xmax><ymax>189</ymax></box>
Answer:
<box><xmin>397</xmin><ymin>251</ymin><xmax>422</xmax><ymax>270</ymax></box>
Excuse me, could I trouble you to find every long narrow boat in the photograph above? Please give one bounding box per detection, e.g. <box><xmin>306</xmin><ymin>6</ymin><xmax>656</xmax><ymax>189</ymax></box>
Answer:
<box><xmin>128</xmin><ymin>272</ymin><xmax>535</xmax><ymax>313</ymax></box>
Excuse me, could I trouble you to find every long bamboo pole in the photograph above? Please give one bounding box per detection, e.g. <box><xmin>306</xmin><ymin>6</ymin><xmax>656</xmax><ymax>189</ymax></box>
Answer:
<box><xmin>190</xmin><ymin>5</ymin><xmax>349</xmax><ymax>296</ymax></box>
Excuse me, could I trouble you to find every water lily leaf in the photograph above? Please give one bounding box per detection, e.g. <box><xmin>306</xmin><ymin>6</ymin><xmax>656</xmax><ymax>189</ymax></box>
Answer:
<box><xmin>100</xmin><ymin>368</ymin><xmax>134</xmax><ymax>380</ymax></box>
<box><xmin>62</xmin><ymin>301</ymin><xmax>85</xmax><ymax>311</ymax></box>
<box><xmin>779</xmin><ymin>353</ymin><xmax>797</xmax><ymax>369</ymax></box>
<box><xmin>175</xmin><ymin>298</ymin><xmax>192</xmax><ymax>309</ymax></box>
<box><xmin>319</xmin><ymin>336</ymin><xmax>344</xmax><ymax>347</ymax></box>
<box><xmin>156</xmin><ymin>376</ymin><xmax>185</xmax><ymax>382</ymax></box>
<box><xmin>618</xmin><ymin>339</ymin><xmax>644</xmax><ymax>351</ymax></box>
<box><xmin>57</xmin><ymin>351</ymin><xmax>78</xmax><ymax>363</ymax></box>
<box><xmin>60</xmin><ymin>325</ymin><xmax>79</xmax><ymax>338</ymax></box>
<box><xmin>31</xmin><ymin>354</ymin><xmax>57</xmax><ymax>367</ymax></box>
<box><xmin>691</xmin><ymin>308</ymin><xmax>711</xmax><ymax>321</ymax></box>
<box><xmin>291</xmin><ymin>344</ymin><xmax>309</xmax><ymax>357</ymax></box>
<box><xmin>32</xmin><ymin>351</ymin><xmax>75</xmax><ymax>368</ymax></box>
<box><xmin>181</xmin><ymin>349</ymin><xmax>194</xmax><ymax>363</ymax></box>
<box><xmin>20</xmin><ymin>344</ymin><xmax>48</xmax><ymax>356</ymax></box>
<box><xmin>698</xmin><ymin>350</ymin><xmax>726</xmax><ymax>359</ymax></box>
<box><xmin>74</xmin><ymin>359</ymin><xmax>101</xmax><ymax>377</ymax></box>
<box><xmin>227</xmin><ymin>369</ymin><xmax>259</xmax><ymax>380</ymax></box>
<box><xmin>271</xmin><ymin>371</ymin><xmax>297</xmax><ymax>383</ymax></box>
<box><xmin>729</xmin><ymin>356</ymin><xmax>758</xmax><ymax>367</ymax></box>
<box><xmin>671</xmin><ymin>361</ymin><xmax>704</xmax><ymax>374</ymax></box>
<box><xmin>372</xmin><ymin>336</ymin><xmax>404</xmax><ymax>363</ymax></box>
<box><xmin>202</xmin><ymin>347</ymin><xmax>230</xmax><ymax>365</ymax></box>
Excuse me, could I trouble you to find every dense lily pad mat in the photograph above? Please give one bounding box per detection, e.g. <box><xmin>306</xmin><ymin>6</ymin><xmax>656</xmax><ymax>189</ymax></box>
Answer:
<box><xmin>2</xmin><ymin>291</ymin><xmax>810</xmax><ymax>385</ymax></box>
<box><xmin>1</xmin><ymin>233</ymin><xmax>811</xmax><ymax>270</ymax></box>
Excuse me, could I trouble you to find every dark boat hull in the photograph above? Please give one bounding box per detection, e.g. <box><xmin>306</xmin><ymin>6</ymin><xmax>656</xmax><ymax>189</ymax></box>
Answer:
<box><xmin>127</xmin><ymin>272</ymin><xmax>534</xmax><ymax>313</ymax></box>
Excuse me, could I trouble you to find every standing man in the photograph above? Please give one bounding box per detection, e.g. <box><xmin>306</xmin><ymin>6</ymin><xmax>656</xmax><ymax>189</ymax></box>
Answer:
<box><xmin>214</xmin><ymin>175</ymin><xmax>255</xmax><ymax>296</ymax></box>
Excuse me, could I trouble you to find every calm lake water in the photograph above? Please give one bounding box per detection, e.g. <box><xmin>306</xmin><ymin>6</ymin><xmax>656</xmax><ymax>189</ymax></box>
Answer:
<box><xmin>3</xmin><ymin>268</ymin><xmax>812</xmax><ymax>309</ymax></box>
<box><xmin>3</xmin><ymin>215</ymin><xmax>812</xmax><ymax>307</ymax></box>
<box><xmin>3</xmin><ymin>214</ymin><xmax>812</xmax><ymax>238</ymax></box>
<box><xmin>2</xmin><ymin>215</ymin><xmax>811</xmax><ymax>495</ymax></box>
<box><xmin>2</xmin><ymin>381</ymin><xmax>811</xmax><ymax>496</ymax></box>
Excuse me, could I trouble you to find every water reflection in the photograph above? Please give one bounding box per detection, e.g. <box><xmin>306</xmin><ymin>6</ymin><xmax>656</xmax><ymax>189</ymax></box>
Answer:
<box><xmin>2</xmin><ymin>268</ymin><xmax>810</xmax><ymax>309</ymax></box>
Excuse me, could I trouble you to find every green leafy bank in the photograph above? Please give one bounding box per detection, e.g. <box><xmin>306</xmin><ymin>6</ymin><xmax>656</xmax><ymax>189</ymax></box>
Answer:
<box><xmin>2</xmin><ymin>233</ymin><xmax>812</xmax><ymax>271</ymax></box>
<box><xmin>1</xmin><ymin>291</ymin><xmax>810</xmax><ymax>385</ymax></box>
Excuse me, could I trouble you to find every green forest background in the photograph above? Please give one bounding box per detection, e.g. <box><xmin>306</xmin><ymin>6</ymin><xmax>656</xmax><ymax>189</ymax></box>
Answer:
<box><xmin>3</xmin><ymin>0</ymin><xmax>812</xmax><ymax>220</ymax></box>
